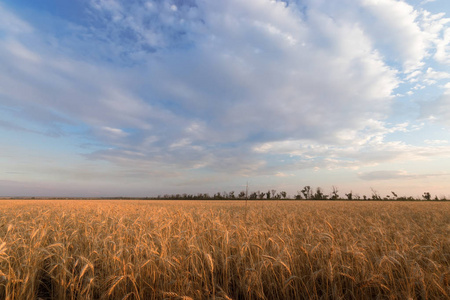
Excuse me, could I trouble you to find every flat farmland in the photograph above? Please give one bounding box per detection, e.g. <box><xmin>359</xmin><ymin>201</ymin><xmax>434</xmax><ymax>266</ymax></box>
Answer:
<box><xmin>0</xmin><ymin>200</ymin><xmax>448</xmax><ymax>299</ymax></box>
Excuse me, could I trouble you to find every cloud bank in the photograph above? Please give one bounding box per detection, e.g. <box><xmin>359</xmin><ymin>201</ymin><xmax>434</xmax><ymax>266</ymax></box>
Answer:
<box><xmin>1</xmin><ymin>0</ymin><xmax>450</xmax><ymax>195</ymax></box>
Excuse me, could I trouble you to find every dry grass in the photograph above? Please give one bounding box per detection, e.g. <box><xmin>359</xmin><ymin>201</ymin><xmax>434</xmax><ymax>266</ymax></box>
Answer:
<box><xmin>0</xmin><ymin>199</ymin><xmax>448</xmax><ymax>299</ymax></box>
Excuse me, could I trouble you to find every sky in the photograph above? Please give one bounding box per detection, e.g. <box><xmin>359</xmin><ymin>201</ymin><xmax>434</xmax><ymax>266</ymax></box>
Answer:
<box><xmin>1</xmin><ymin>0</ymin><xmax>450</xmax><ymax>198</ymax></box>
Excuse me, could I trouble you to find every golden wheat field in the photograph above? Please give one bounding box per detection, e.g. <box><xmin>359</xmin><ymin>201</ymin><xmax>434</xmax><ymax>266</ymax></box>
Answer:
<box><xmin>0</xmin><ymin>200</ymin><xmax>448</xmax><ymax>300</ymax></box>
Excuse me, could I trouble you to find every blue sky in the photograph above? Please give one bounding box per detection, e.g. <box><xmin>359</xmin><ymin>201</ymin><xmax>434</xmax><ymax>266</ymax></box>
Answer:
<box><xmin>1</xmin><ymin>0</ymin><xmax>450</xmax><ymax>198</ymax></box>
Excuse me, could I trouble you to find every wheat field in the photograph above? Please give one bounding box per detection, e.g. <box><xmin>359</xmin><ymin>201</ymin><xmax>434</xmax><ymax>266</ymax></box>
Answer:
<box><xmin>0</xmin><ymin>199</ymin><xmax>448</xmax><ymax>299</ymax></box>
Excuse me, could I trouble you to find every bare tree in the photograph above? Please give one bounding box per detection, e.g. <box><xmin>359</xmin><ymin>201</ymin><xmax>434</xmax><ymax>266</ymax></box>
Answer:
<box><xmin>331</xmin><ymin>186</ymin><xmax>339</xmax><ymax>200</ymax></box>
<box><xmin>371</xmin><ymin>188</ymin><xmax>381</xmax><ymax>200</ymax></box>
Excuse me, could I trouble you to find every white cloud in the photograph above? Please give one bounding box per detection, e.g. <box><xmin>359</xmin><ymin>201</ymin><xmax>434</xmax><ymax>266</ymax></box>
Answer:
<box><xmin>4</xmin><ymin>39</ymin><xmax>41</xmax><ymax>63</ymax></box>
<box><xmin>1</xmin><ymin>0</ymin><xmax>450</xmax><ymax>181</ymax></box>
<box><xmin>138</xmin><ymin>0</ymin><xmax>400</xmax><ymax>148</ymax></box>
<box><xmin>435</xmin><ymin>28</ymin><xmax>450</xmax><ymax>64</ymax></box>
<box><xmin>275</xmin><ymin>172</ymin><xmax>294</xmax><ymax>177</ymax></box>
<box><xmin>0</xmin><ymin>3</ymin><xmax>32</xmax><ymax>34</ymax></box>
<box><xmin>406</xmin><ymin>70</ymin><xmax>422</xmax><ymax>81</ymax></box>
<box><xmin>169</xmin><ymin>138</ymin><xmax>192</xmax><ymax>149</ymax></box>
<box><xmin>421</xmin><ymin>91</ymin><xmax>450</xmax><ymax>125</ymax></box>
<box><xmin>425</xmin><ymin>67</ymin><xmax>450</xmax><ymax>80</ymax></box>
<box><xmin>424</xmin><ymin>139</ymin><xmax>448</xmax><ymax>145</ymax></box>
<box><xmin>101</xmin><ymin>126</ymin><xmax>128</xmax><ymax>138</ymax></box>
<box><xmin>253</xmin><ymin>120</ymin><xmax>450</xmax><ymax>171</ymax></box>
<box><xmin>358</xmin><ymin>170</ymin><xmax>449</xmax><ymax>181</ymax></box>
<box><xmin>359</xmin><ymin>0</ymin><xmax>429</xmax><ymax>73</ymax></box>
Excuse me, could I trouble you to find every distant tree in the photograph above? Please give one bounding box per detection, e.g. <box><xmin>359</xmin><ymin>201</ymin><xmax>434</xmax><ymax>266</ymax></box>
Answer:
<box><xmin>422</xmin><ymin>192</ymin><xmax>431</xmax><ymax>201</ymax></box>
<box><xmin>345</xmin><ymin>191</ymin><xmax>353</xmax><ymax>200</ymax></box>
<box><xmin>313</xmin><ymin>187</ymin><xmax>327</xmax><ymax>200</ymax></box>
<box><xmin>280</xmin><ymin>191</ymin><xmax>287</xmax><ymax>199</ymax></box>
<box><xmin>301</xmin><ymin>186</ymin><xmax>311</xmax><ymax>199</ymax></box>
<box><xmin>258</xmin><ymin>191</ymin><xmax>266</xmax><ymax>199</ymax></box>
<box><xmin>229</xmin><ymin>191</ymin><xmax>235</xmax><ymax>199</ymax></box>
<box><xmin>371</xmin><ymin>188</ymin><xmax>381</xmax><ymax>200</ymax></box>
<box><xmin>249</xmin><ymin>192</ymin><xmax>257</xmax><ymax>200</ymax></box>
<box><xmin>295</xmin><ymin>191</ymin><xmax>303</xmax><ymax>200</ymax></box>
<box><xmin>266</xmin><ymin>190</ymin><xmax>271</xmax><ymax>199</ymax></box>
<box><xmin>391</xmin><ymin>191</ymin><xmax>398</xmax><ymax>199</ymax></box>
<box><xmin>331</xmin><ymin>186</ymin><xmax>339</xmax><ymax>200</ymax></box>
<box><xmin>238</xmin><ymin>191</ymin><xmax>246</xmax><ymax>199</ymax></box>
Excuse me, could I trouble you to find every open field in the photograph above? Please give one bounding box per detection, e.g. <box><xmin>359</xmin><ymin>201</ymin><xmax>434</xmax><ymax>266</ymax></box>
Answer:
<box><xmin>0</xmin><ymin>200</ymin><xmax>448</xmax><ymax>299</ymax></box>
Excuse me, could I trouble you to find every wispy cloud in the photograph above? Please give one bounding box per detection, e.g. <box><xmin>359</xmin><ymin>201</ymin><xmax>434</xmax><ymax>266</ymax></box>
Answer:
<box><xmin>358</xmin><ymin>170</ymin><xmax>449</xmax><ymax>181</ymax></box>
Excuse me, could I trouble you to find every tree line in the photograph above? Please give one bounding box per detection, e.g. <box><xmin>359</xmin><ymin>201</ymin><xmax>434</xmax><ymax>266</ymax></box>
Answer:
<box><xmin>155</xmin><ymin>186</ymin><xmax>448</xmax><ymax>201</ymax></box>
